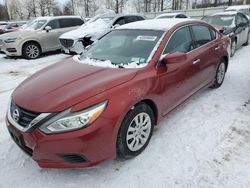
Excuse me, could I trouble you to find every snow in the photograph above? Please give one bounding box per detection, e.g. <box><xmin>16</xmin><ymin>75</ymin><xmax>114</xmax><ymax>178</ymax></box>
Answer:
<box><xmin>73</xmin><ymin>55</ymin><xmax>147</xmax><ymax>69</ymax></box>
<box><xmin>60</xmin><ymin>19</ymin><xmax>109</xmax><ymax>40</ymax></box>
<box><xmin>1</xmin><ymin>44</ymin><xmax>250</xmax><ymax>187</ymax></box>
<box><xmin>118</xmin><ymin>18</ymin><xmax>201</xmax><ymax>31</ymax></box>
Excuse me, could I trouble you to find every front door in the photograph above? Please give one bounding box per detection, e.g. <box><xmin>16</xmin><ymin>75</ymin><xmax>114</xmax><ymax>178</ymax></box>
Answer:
<box><xmin>157</xmin><ymin>26</ymin><xmax>201</xmax><ymax>116</ymax></box>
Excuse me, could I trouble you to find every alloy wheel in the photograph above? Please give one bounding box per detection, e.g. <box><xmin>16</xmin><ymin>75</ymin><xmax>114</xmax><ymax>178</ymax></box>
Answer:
<box><xmin>126</xmin><ymin>112</ymin><xmax>152</xmax><ymax>152</ymax></box>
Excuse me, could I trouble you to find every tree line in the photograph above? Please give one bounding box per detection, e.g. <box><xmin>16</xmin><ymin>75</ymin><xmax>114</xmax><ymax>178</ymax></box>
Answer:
<box><xmin>0</xmin><ymin>0</ymin><xmax>249</xmax><ymax>21</ymax></box>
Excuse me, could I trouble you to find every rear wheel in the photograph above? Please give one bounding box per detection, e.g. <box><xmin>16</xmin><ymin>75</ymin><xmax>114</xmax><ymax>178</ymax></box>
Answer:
<box><xmin>230</xmin><ymin>39</ymin><xmax>236</xmax><ymax>57</ymax></box>
<box><xmin>117</xmin><ymin>103</ymin><xmax>154</xmax><ymax>158</ymax></box>
<box><xmin>243</xmin><ymin>32</ymin><xmax>249</xmax><ymax>46</ymax></box>
<box><xmin>210</xmin><ymin>60</ymin><xmax>226</xmax><ymax>89</ymax></box>
<box><xmin>23</xmin><ymin>42</ymin><xmax>41</xmax><ymax>59</ymax></box>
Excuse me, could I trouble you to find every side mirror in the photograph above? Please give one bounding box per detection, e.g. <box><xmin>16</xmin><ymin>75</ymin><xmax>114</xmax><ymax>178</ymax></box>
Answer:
<box><xmin>45</xmin><ymin>26</ymin><xmax>52</xmax><ymax>32</ymax></box>
<box><xmin>160</xmin><ymin>52</ymin><xmax>187</xmax><ymax>64</ymax></box>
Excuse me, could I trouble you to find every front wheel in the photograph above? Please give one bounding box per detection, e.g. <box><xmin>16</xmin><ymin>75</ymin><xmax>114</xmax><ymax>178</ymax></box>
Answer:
<box><xmin>23</xmin><ymin>42</ymin><xmax>41</xmax><ymax>59</ymax></box>
<box><xmin>210</xmin><ymin>60</ymin><xmax>226</xmax><ymax>89</ymax></box>
<box><xmin>117</xmin><ymin>103</ymin><xmax>154</xmax><ymax>158</ymax></box>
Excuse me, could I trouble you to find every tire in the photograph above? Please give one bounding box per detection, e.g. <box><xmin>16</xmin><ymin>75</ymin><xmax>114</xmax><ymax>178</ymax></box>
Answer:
<box><xmin>243</xmin><ymin>32</ymin><xmax>249</xmax><ymax>46</ymax></box>
<box><xmin>22</xmin><ymin>42</ymin><xmax>41</xmax><ymax>59</ymax></box>
<box><xmin>230</xmin><ymin>39</ymin><xmax>236</xmax><ymax>57</ymax></box>
<box><xmin>117</xmin><ymin>103</ymin><xmax>154</xmax><ymax>158</ymax></box>
<box><xmin>210</xmin><ymin>60</ymin><xmax>226</xmax><ymax>89</ymax></box>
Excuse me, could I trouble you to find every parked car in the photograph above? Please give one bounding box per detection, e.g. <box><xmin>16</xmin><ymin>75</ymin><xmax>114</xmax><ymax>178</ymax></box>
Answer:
<box><xmin>202</xmin><ymin>11</ymin><xmax>249</xmax><ymax>57</ymax></box>
<box><xmin>59</xmin><ymin>14</ymin><xmax>145</xmax><ymax>54</ymax></box>
<box><xmin>6</xmin><ymin>19</ymin><xmax>230</xmax><ymax>168</ymax></box>
<box><xmin>155</xmin><ymin>13</ymin><xmax>189</xmax><ymax>19</ymax></box>
<box><xmin>0</xmin><ymin>21</ymin><xmax>26</xmax><ymax>35</ymax></box>
<box><xmin>0</xmin><ymin>16</ymin><xmax>84</xmax><ymax>59</ymax></box>
<box><xmin>0</xmin><ymin>21</ymin><xmax>7</xmax><ymax>26</ymax></box>
<box><xmin>225</xmin><ymin>5</ymin><xmax>250</xmax><ymax>19</ymax></box>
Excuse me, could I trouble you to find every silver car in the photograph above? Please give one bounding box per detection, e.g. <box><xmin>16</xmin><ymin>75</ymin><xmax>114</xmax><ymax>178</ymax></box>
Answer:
<box><xmin>0</xmin><ymin>16</ymin><xmax>84</xmax><ymax>59</ymax></box>
<box><xmin>59</xmin><ymin>14</ymin><xmax>145</xmax><ymax>54</ymax></box>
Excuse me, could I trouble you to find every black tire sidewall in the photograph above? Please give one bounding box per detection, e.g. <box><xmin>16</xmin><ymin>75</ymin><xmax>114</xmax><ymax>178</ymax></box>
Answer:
<box><xmin>212</xmin><ymin>60</ymin><xmax>226</xmax><ymax>89</ymax></box>
<box><xmin>117</xmin><ymin>103</ymin><xmax>154</xmax><ymax>158</ymax></box>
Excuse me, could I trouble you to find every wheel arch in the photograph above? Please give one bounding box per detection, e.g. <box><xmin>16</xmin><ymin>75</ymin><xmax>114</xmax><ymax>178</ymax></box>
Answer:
<box><xmin>22</xmin><ymin>40</ymin><xmax>42</xmax><ymax>56</ymax></box>
<box><xmin>134</xmin><ymin>99</ymin><xmax>159</xmax><ymax>126</ymax></box>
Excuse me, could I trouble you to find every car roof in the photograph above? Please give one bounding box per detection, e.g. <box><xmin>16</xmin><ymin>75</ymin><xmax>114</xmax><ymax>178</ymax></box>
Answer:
<box><xmin>34</xmin><ymin>16</ymin><xmax>82</xmax><ymax>21</ymax></box>
<box><xmin>225</xmin><ymin>5</ymin><xmax>250</xmax><ymax>10</ymax></box>
<box><xmin>213</xmin><ymin>11</ymin><xmax>238</xmax><ymax>16</ymax></box>
<box><xmin>157</xmin><ymin>13</ymin><xmax>183</xmax><ymax>17</ymax></box>
<box><xmin>97</xmin><ymin>13</ymin><xmax>144</xmax><ymax>19</ymax></box>
<box><xmin>117</xmin><ymin>18</ymin><xmax>201</xmax><ymax>31</ymax></box>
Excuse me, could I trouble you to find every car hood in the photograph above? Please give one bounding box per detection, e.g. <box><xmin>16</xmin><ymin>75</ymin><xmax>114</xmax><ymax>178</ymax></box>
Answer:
<box><xmin>0</xmin><ymin>30</ymin><xmax>36</xmax><ymax>39</ymax></box>
<box><xmin>60</xmin><ymin>20</ymin><xmax>111</xmax><ymax>40</ymax></box>
<box><xmin>60</xmin><ymin>27</ymin><xmax>109</xmax><ymax>40</ymax></box>
<box><xmin>12</xmin><ymin>58</ymin><xmax>138</xmax><ymax>112</ymax></box>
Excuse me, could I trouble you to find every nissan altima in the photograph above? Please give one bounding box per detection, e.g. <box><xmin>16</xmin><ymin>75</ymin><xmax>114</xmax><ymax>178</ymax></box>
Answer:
<box><xmin>6</xmin><ymin>19</ymin><xmax>230</xmax><ymax>168</ymax></box>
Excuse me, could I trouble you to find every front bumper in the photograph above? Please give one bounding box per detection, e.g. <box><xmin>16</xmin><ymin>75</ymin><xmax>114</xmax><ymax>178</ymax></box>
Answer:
<box><xmin>0</xmin><ymin>40</ymin><xmax>22</xmax><ymax>56</ymax></box>
<box><xmin>5</xmin><ymin>114</ymin><xmax>117</xmax><ymax>168</ymax></box>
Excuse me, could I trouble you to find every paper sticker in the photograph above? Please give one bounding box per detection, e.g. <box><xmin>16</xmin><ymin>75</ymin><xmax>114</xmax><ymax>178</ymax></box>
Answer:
<box><xmin>131</xmin><ymin>57</ymin><xmax>140</xmax><ymax>62</ymax></box>
<box><xmin>136</xmin><ymin>36</ymin><xmax>157</xmax><ymax>41</ymax></box>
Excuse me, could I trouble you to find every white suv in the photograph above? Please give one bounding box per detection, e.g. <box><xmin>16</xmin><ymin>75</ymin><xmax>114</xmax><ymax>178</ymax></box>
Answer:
<box><xmin>0</xmin><ymin>16</ymin><xmax>84</xmax><ymax>59</ymax></box>
<box><xmin>59</xmin><ymin>14</ymin><xmax>145</xmax><ymax>54</ymax></box>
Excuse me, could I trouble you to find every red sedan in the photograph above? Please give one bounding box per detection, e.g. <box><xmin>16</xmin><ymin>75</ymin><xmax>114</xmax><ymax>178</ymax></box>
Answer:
<box><xmin>6</xmin><ymin>19</ymin><xmax>230</xmax><ymax>168</ymax></box>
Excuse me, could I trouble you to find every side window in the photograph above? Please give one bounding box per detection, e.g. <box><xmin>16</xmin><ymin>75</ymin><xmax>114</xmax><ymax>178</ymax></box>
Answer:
<box><xmin>71</xmin><ymin>18</ymin><xmax>84</xmax><ymax>26</ymax></box>
<box><xmin>241</xmin><ymin>14</ymin><xmax>248</xmax><ymax>24</ymax></box>
<box><xmin>125</xmin><ymin>16</ymin><xmax>138</xmax><ymax>23</ymax></box>
<box><xmin>46</xmin><ymin>19</ymin><xmax>60</xmax><ymax>29</ymax></box>
<box><xmin>114</xmin><ymin>17</ymin><xmax>126</xmax><ymax>26</ymax></box>
<box><xmin>210</xmin><ymin>28</ymin><xmax>218</xmax><ymax>40</ymax></box>
<box><xmin>236</xmin><ymin>15</ymin><xmax>242</xmax><ymax>26</ymax></box>
<box><xmin>163</xmin><ymin>27</ymin><xmax>193</xmax><ymax>54</ymax></box>
<box><xmin>59</xmin><ymin>19</ymin><xmax>74</xmax><ymax>28</ymax></box>
<box><xmin>191</xmin><ymin>25</ymin><xmax>212</xmax><ymax>48</ymax></box>
<box><xmin>137</xmin><ymin>16</ymin><xmax>144</xmax><ymax>21</ymax></box>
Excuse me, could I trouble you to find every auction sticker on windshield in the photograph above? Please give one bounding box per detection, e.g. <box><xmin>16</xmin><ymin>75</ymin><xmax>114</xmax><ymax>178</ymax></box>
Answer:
<box><xmin>135</xmin><ymin>36</ymin><xmax>158</xmax><ymax>41</ymax></box>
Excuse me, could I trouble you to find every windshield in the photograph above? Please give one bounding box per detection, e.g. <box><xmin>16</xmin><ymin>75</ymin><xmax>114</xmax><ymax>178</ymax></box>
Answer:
<box><xmin>203</xmin><ymin>16</ymin><xmax>235</xmax><ymax>27</ymax></box>
<box><xmin>79</xmin><ymin>29</ymin><xmax>164</xmax><ymax>67</ymax></box>
<box><xmin>80</xmin><ymin>16</ymin><xmax>115</xmax><ymax>30</ymax></box>
<box><xmin>24</xmin><ymin>19</ymin><xmax>47</xmax><ymax>30</ymax></box>
<box><xmin>157</xmin><ymin>15</ymin><xmax>175</xmax><ymax>19</ymax></box>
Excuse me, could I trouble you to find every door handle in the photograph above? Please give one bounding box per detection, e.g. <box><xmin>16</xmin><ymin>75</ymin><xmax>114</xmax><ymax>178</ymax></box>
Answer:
<box><xmin>193</xmin><ymin>59</ymin><xmax>201</xmax><ymax>65</ymax></box>
<box><xmin>215</xmin><ymin>46</ymin><xmax>220</xmax><ymax>50</ymax></box>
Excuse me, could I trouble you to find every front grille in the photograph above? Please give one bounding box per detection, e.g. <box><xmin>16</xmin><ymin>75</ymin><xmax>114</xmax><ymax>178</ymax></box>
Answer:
<box><xmin>60</xmin><ymin>39</ymin><xmax>74</xmax><ymax>48</ymax></box>
<box><xmin>10</xmin><ymin>102</ymin><xmax>41</xmax><ymax>128</ymax></box>
<box><xmin>59</xmin><ymin>154</ymin><xmax>88</xmax><ymax>163</ymax></box>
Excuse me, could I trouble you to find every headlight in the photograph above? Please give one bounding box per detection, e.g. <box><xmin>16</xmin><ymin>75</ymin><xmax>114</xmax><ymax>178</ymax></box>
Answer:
<box><xmin>39</xmin><ymin>101</ymin><xmax>108</xmax><ymax>134</ymax></box>
<box><xmin>4</xmin><ymin>38</ymin><xmax>19</xmax><ymax>43</ymax></box>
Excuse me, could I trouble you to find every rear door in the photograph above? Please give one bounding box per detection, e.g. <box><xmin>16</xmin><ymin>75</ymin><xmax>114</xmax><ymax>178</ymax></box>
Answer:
<box><xmin>190</xmin><ymin>25</ymin><xmax>221</xmax><ymax>88</ymax></box>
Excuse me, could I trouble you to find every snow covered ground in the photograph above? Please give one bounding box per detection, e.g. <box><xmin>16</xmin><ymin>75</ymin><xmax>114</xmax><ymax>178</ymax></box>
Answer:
<box><xmin>0</xmin><ymin>46</ymin><xmax>250</xmax><ymax>188</ymax></box>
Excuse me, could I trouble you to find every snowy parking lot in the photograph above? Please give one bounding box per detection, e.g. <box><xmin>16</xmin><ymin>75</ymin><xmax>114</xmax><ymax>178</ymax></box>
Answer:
<box><xmin>0</xmin><ymin>45</ymin><xmax>250</xmax><ymax>188</ymax></box>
